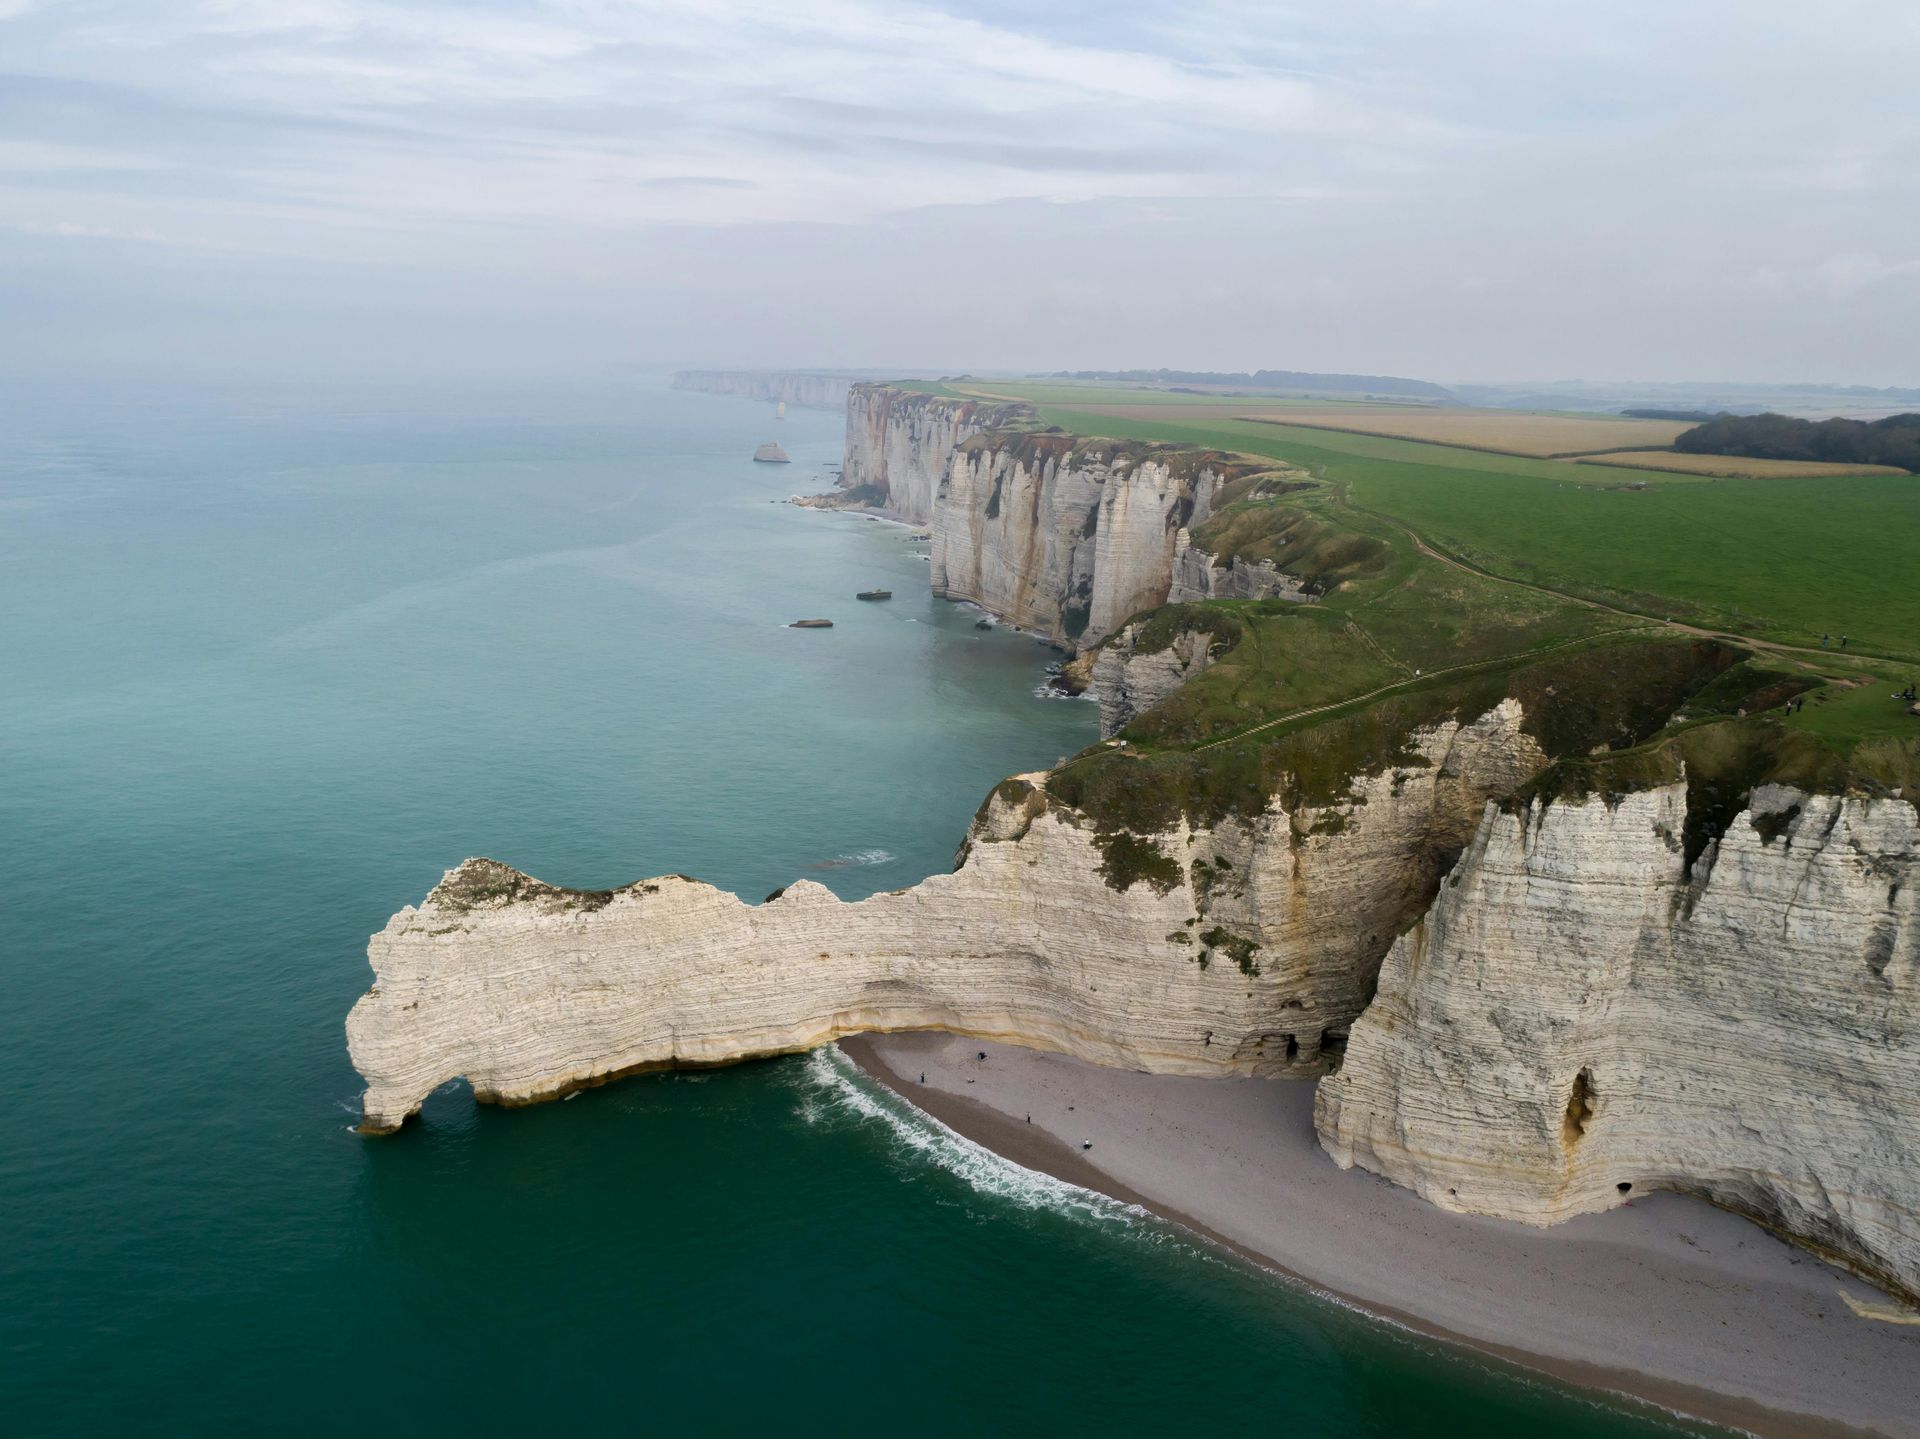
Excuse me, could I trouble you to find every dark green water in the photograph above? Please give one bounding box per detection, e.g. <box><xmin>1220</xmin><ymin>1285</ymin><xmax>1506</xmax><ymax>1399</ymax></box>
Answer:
<box><xmin>0</xmin><ymin>377</ymin><xmax>1701</xmax><ymax>1435</ymax></box>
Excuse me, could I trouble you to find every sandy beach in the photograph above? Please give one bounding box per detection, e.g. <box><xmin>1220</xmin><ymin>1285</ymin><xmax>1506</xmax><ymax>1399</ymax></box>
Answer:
<box><xmin>841</xmin><ymin>1032</ymin><xmax>1920</xmax><ymax>1439</ymax></box>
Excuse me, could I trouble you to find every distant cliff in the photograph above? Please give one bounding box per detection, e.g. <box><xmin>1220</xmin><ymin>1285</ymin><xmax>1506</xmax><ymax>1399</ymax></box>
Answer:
<box><xmin>933</xmin><ymin>432</ymin><xmax>1258</xmax><ymax>648</ymax></box>
<box><xmin>813</xmin><ymin>384</ymin><xmax>1304</xmax><ymax>650</ymax></box>
<box><xmin>672</xmin><ymin>370</ymin><xmax>875</xmax><ymax>411</ymax></box>
<box><xmin>835</xmin><ymin>385</ymin><xmax>1031</xmax><ymax>523</ymax></box>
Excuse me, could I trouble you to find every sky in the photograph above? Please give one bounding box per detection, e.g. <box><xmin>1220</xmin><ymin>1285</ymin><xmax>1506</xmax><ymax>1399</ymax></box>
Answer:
<box><xmin>2</xmin><ymin>0</ymin><xmax>1917</xmax><ymax>385</ymax></box>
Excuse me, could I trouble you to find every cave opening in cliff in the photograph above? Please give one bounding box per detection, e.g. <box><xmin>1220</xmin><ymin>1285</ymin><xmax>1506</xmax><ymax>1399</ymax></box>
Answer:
<box><xmin>1561</xmin><ymin>1067</ymin><xmax>1596</xmax><ymax>1148</ymax></box>
<box><xmin>1285</xmin><ymin>1034</ymin><xmax>1299</xmax><ymax>1060</ymax></box>
<box><xmin>1316</xmin><ymin>1029</ymin><xmax>1347</xmax><ymax>1067</ymax></box>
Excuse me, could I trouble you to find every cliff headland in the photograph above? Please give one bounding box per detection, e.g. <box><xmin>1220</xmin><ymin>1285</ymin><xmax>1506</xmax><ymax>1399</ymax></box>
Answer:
<box><xmin>348</xmin><ymin>376</ymin><xmax>1919</xmax><ymax>1432</ymax></box>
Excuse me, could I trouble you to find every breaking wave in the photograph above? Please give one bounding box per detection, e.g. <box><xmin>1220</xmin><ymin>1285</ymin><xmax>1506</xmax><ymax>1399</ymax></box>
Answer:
<box><xmin>792</xmin><ymin>1047</ymin><xmax>1148</xmax><ymax>1227</ymax></box>
<box><xmin>808</xmin><ymin>848</ymin><xmax>896</xmax><ymax>870</ymax></box>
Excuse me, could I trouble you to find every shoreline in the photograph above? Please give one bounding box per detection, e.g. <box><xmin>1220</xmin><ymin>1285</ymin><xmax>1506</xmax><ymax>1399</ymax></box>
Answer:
<box><xmin>789</xmin><ymin>495</ymin><xmax>922</xmax><ymax>528</ymax></box>
<box><xmin>840</xmin><ymin>1032</ymin><xmax>1920</xmax><ymax>1439</ymax></box>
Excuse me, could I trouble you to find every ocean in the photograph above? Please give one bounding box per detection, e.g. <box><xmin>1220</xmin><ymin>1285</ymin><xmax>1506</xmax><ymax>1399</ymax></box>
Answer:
<box><xmin>0</xmin><ymin>375</ymin><xmax>1701</xmax><ymax>1435</ymax></box>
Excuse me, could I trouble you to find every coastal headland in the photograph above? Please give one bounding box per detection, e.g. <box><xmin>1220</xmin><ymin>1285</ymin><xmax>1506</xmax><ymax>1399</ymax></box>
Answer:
<box><xmin>350</xmin><ymin>372</ymin><xmax>1919</xmax><ymax>1435</ymax></box>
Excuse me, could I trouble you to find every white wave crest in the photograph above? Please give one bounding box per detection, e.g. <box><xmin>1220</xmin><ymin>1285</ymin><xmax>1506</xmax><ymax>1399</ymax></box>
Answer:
<box><xmin>810</xmin><ymin>848</ymin><xmax>895</xmax><ymax>870</ymax></box>
<box><xmin>793</xmin><ymin>1047</ymin><xmax>1149</xmax><ymax>1227</ymax></box>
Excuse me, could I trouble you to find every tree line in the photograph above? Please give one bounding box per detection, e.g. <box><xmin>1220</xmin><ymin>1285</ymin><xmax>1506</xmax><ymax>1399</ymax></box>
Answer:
<box><xmin>1674</xmin><ymin>412</ymin><xmax>1920</xmax><ymax>473</ymax></box>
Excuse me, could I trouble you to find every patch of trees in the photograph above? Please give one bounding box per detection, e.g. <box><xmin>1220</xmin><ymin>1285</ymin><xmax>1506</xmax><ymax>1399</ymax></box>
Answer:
<box><xmin>1674</xmin><ymin>412</ymin><xmax>1920</xmax><ymax>473</ymax></box>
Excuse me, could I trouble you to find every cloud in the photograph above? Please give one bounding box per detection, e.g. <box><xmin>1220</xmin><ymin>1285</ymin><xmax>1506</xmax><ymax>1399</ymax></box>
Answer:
<box><xmin>0</xmin><ymin>1</ymin><xmax>1915</xmax><ymax>383</ymax></box>
<box><xmin>1813</xmin><ymin>253</ymin><xmax>1920</xmax><ymax>297</ymax></box>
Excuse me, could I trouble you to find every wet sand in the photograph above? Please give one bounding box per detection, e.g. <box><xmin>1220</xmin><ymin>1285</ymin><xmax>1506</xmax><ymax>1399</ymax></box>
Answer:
<box><xmin>841</xmin><ymin>1032</ymin><xmax>1920</xmax><ymax>1439</ymax></box>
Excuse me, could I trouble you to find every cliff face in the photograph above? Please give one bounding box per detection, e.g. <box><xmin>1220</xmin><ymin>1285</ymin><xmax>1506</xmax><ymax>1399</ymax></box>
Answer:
<box><xmin>348</xmin><ymin>703</ymin><xmax>1540</xmax><ymax>1134</ymax></box>
<box><xmin>671</xmin><ymin>370</ymin><xmax>865</xmax><ymax>410</ymax></box>
<box><xmin>1089</xmin><ymin>621</ymin><xmax>1220</xmax><ymax>738</ymax></box>
<box><xmin>932</xmin><ymin>433</ymin><xmax>1254</xmax><ymax>648</ymax></box>
<box><xmin>812</xmin><ymin>387</ymin><xmax>1293</xmax><ymax>647</ymax></box>
<box><xmin>1168</xmin><ymin>531</ymin><xmax>1310</xmax><ymax>604</ymax></box>
<box><xmin>1316</xmin><ymin>783</ymin><xmax>1920</xmax><ymax>1300</ymax></box>
<box><xmin>835</xmin><ymin>386</ymin><xmax>1030</xmax><ymax>524</ymax></box>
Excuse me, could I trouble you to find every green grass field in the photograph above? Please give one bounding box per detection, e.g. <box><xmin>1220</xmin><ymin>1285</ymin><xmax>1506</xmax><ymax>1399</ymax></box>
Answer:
<box><xmin>1025</xmin><ymin>404</ymin><xmax>1918</xmax><ymax>662</ymax></box>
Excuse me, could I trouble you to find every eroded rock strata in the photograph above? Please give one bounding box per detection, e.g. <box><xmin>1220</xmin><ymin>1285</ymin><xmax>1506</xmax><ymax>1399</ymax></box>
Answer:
<box><xmin>1089</xmin><ymin>620</ymin><xmax>1223</xmax><ymax>738</ymax></box>
<box><xmin>806</xmin><ymin>386</ymin><xmax>1285</xmax><ymax>649</ymax></box>
<box><xmin>1168</xmin><ymin>530</ymin><xmax>1311</xmax><ymax>604</ymax></box>
<box><xmin>348</xmin><ymin>702</ymin><xmax>1540</xmax><ymax>1135</ymax></box>
<box><xmin>932</xmin><ymin>433</ymin><xmax>1257</xmax><ymax>647</ymax></box>
<box><xmin>815</xmin><ymin>386</ymin><xmax>1030</xmax><ymax>523</ymax></box>
<box><xmin>1317</xmin><ymin>782</ymin><xmax>1919</xmax><ymax>1300</ymax></box>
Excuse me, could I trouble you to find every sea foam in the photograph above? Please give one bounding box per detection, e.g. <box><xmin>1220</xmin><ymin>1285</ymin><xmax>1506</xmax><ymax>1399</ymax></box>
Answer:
<box><xmin>793</xmin><ymin>1047</ymin><xmax>1151</xmax><ymax>1229</ymax></box>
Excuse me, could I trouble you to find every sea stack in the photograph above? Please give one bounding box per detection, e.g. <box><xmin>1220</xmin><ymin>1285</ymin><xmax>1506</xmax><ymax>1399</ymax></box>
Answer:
<box><xmin>753</xmin><ymin>441</ymin><xmax>791</xmax><ymax>463</ymax></box>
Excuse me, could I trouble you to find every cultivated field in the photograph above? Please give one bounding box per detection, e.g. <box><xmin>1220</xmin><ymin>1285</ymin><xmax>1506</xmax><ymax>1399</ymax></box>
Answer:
<box><xmin>953</xmin><ymin>381</ymin><xmax>1445</xmax><ymax>410</ymax></box>
<box><xmin>948</xmin><ymin>382</ymin><xmax>1694</xmax><ymax>459</ymax></box>
<box><xmin>1230</xmin><ymin>409</ymin><xmax>1692</xmax><ymax>457</ymax></box>
<box><xmin>1574</xmin><ymin>450</ymin><xmax>1907</xmax><ymax>478</ymax></box>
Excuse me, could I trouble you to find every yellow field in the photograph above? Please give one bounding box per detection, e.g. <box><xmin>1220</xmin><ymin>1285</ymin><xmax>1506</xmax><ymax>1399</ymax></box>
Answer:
<box><xmin>1573</xmin><ymin>451</ymin><xmax>1908</xmax><ymax>478</ymax></box>
<box><xmin>1228</xmin><ymin>408</ymin><xmax>1693</xmax><ymax>457</ymax></box>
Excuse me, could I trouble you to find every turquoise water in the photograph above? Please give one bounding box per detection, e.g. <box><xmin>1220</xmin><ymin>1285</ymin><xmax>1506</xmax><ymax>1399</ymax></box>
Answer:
<box><xmin>1</xmin><ymin>378</ymin><xmax>1699</xmax><ymax>1435</ymax></box>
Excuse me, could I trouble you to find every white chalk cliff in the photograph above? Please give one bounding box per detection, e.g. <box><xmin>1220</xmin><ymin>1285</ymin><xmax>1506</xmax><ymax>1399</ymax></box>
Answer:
<box><xmin>349</xmin><ymin>704</ymin><xmax>1540</xmax><ymax>1132</ymax></box>
<box><xmin>1168</xmin><ymin>529</ymin><xmax>1311</xmax><ymax>604</ymax></box>
<box><xmin>814</xmin><ymin>387</ymin><xmax>1272</xmax><ymax>649</ymax></box>
<box><xmin>1316</xmin><ymin>781</ymin><xmax>1919</xmax><ymax>1300</ymax></box>
<box><xmin>835</xmin><ymin>386</ymin><xmax>1029</xmax><ymax>524</ymax></box>
<box><xmin>1089</xmin><ymin>620</ymin><xmax>1223</xmax><ymax>738</ymax></box>
<box><xmin>672</xmin><ymin>370</ymin><xmax>871</xmax><ymax>411</ymax></box>
<box><xmin>932</xmin><ymin>433</ymin><xmax>1251</xmax><ymax>648</ymax></box>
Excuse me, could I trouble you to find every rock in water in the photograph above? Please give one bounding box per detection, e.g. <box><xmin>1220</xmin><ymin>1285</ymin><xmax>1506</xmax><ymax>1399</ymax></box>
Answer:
<box><xmin>788</xmin><ymin>618</ymin><xmax>832</xmax><ymax>628</ymax></box>
<box><xmin>752</xmin><ymin>441</ymin><xmax>791</xmax><ymax>463</ymax></box>
<box><xmin>855</xmin><ymin>590</ymin><xmax>892</xmax><ymax>601</ymax></box>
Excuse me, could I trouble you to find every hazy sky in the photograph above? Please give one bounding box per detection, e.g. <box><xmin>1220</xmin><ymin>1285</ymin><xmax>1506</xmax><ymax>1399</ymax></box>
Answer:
<box><xmin>3</xmin><ymin>1</ymin><xmax>1917</xmax><ymax>384</ymax></box>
